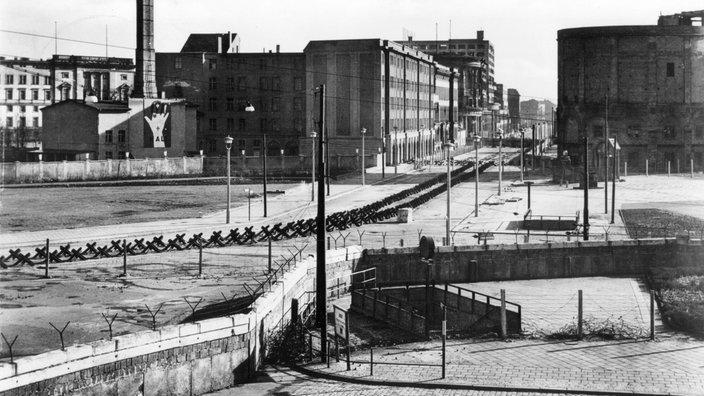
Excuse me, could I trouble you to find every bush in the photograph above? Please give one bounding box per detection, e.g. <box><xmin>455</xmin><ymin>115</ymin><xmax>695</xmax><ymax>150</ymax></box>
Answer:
<box><xmin>649</xmin><ymin>266</ymin><xmax>704</xmax><ymax>335</ymax></box>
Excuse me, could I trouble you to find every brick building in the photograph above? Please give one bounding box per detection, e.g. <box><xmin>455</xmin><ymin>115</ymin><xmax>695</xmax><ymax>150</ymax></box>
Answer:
<box><xmin>557</xmin><ymin>10</ymin><xmax>704</xmax><ymax>173</ymax></box>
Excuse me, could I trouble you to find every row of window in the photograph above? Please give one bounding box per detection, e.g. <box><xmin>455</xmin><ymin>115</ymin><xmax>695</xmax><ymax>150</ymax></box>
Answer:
<box><xmin>206</xmin><ymin>76</ymin><xmax>305</xmax><ymax>92</ymax></box>
<box><xmin>5</xmin><ymin>116</ymin><xmax>39</xmax><ymax>128</ymax></box>
<box><xmin>207</xmin><ymin>117</ymin><xmax>305</xmax><ymax>133</ymax></box>
<box><xmin>104</xmin><ymin>129</ymin><xmax>127</xmax><ymax>143</ymax></box>
<box><xmin>590</xmin><ymin>125</ymin><xmax>704</xmax><ymax>139</ymax></box>
<box><xmin>3</xmin><ymin>88</ymin><xmax>51</xmax><ymax>101</ymax></box>
<box><xmin>5</xmin><ymin>105</ymin><xmax>40</xmax><ymax>113</ymax></box>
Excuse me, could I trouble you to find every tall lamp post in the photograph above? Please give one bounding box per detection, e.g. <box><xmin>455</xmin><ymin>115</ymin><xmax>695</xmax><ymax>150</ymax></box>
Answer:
<box><xmin>262</xmin><ymin>134</ymin><xmax>268</xmax><ymax>217</ymax></box>
<box><xmin>244</xmin><ymin>188</ymin><xmax>251</xmax><ymax>221</ymax></box>
<box><xmin>519</xmin><ymin>129</ymin><xmax>525</xmax><ymax>183</ymax></box>
<box><xmin>310</xmin><ymin>131</ymin><xmax>317</xmax><ymax>201</ymax></box>
<box><xmin>361</xmin><ymin>128</ymin><xmax>366</xmax><ymax>185</ymax></box>
<box><xmin>224</xmin><ymin>136</ymin><xmax>233</xmax><ymax>224</ymax></box>
<box><xmin>444</xmin><ymin>141</ymin><xmax>455</xmax><ymax>245</ymax></box>
<box><xmin>497</xmin><ymin>129</ymin><xmax>504</xmax><ymax>196</ymax></box>
<box><xmin>473</xmin><ymin>134</ymin><xmax>482</xmax><ymax>217</ymax></box>
<box><xmin>394</xmin><ymin>126</ymin><xmax>399</xmax><ymax>175</ymax></box>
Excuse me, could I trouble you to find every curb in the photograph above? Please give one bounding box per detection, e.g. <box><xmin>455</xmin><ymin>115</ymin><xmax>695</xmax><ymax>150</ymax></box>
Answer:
<box><xmin>290</xmin><ymin>364</ymin><xmax>686</xmax><ymax>396</ymax></box>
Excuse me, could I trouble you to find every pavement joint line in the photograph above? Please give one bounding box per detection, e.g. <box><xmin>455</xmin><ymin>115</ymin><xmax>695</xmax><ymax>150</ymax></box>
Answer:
<box><xmin>290</xmin><ymin>363</ymin><xmax>686</xmax><ymax>396</ymax></box>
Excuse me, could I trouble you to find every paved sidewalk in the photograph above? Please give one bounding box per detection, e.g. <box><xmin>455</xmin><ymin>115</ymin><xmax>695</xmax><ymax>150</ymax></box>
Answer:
<box><xmin>298</xmin><ymin>337</ymin><xmax>704</xmax><ymax>396</ymax></box>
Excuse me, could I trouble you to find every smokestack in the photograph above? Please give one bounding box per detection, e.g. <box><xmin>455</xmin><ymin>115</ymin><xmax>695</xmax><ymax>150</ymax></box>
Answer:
<box><xmin>134</xmin><ymin>0</ymin><xmax>157</xmax><ymax>98</ymax></box>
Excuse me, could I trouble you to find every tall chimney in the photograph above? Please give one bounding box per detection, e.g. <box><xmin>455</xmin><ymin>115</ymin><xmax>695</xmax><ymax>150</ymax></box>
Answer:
<box><xmin>134</xmin><ymin>0</ymin><xmax>157</xmax><ymax>98</ymax></box>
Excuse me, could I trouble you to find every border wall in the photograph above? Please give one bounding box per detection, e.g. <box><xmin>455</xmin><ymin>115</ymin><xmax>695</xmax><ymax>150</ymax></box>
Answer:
<box><xmin>0</xmin><ymin>247</ymin><xmax>361</xmax><ymax>396</ymax></box>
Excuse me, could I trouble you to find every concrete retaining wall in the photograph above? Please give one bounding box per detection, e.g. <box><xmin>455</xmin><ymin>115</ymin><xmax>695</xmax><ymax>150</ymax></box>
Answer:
<box><xmin>0</xmin><ymin>246</ymin><xmax>362</xmax><ymax>396</ymax></box>
<box><xmin>2</xmin><ymin>157</ymin><xmax>205</xmax><ymax>184</ymax></box>
<box><xmin>357</xmin><ymin>238</ymin><xmax>704</xmax><ymax>285</ymax></box>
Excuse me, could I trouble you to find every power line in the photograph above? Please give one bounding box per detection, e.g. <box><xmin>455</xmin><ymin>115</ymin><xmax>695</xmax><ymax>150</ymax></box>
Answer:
<box><xmin>0</xmin><ymin>29</ymin><xmax>133</xmax><ymax>51</ymax></box>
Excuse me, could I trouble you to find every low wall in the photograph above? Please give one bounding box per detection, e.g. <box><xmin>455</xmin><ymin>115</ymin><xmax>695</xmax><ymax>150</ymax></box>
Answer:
<box><xmin>0</xmin><ymin>246</ymin><xmax>362</xmax><ymax>395</ymax></box>
<box><xmin>1</xmin><ymin>157</ymin><xmax>204</xmax><ymax>184</ymax></box>
<box><xmin>357</xmin><ymin>238</ymin><xmax>704</xmax><ymax>285</ymax></box>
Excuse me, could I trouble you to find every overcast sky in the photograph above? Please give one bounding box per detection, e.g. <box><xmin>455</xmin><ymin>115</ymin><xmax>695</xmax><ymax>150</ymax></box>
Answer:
<box><xmin>1</xmin><ymin>0</ymin><xmax>702</xmax><ymax>103</ymax></box>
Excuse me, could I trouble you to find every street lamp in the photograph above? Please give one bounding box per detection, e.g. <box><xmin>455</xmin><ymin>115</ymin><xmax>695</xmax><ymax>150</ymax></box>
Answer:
<box><xmin>394</xmin><ymin>126</ymin><xmax>399</xmax><ymax>175</ymax></box>
<box><xmin>262</xmin><ymin>134</ymin><xmax>268</xmax><ymax>217</ymax></box>
<box><xmin>280</xmin><ymin>149</ymin><xmax>285</xmax><ymax>172</ymax></box>
<box><xmin>361</xmin><ymin>128</ymin><xmax>366</xmax><ymax>185</ymax></box>
<box><xmin>224</xmin><ymin>136</ymin><xmax>233</xmax><ymax>224</ymax></box>
<box><xmin>496</xmin><ymin>129</ymin><xmax>504</xmax><ymax>196</ymax></box>
<box><xmin>473</xmin><ymin>134</ymin><xmax>482</xmax><ymax>217</ymax></box>
<box><xmin>244</xmin><ymin>188</ymin><xmax>251</xmax><ymax>221</ymax></box>
<box><xmin>444</xmin><ymin>141</ymin><xmax>455</xmax><ymax>245</ymax></box>
<box><xmin>309</xmin><ymin>131</ymin><xmax>317</xmax><ymax>201</ymax></box>
<box><xmin>519</xmin><ymin>129</ymin><xmax>525</xmax><ymax>183</ymax></box>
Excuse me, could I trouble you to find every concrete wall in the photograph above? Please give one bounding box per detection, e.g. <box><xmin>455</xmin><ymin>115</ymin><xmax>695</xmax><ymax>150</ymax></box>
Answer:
<box><xmin>0</xmin><ymin>246</ymin><xmax>362</xmax><ymax>396</ymax></box>
<box><xmin>1</xmin><ymin>156</ymin><xmax>205</xmax><ymax>184</ymax></box>
<box><xmin>356</xmin><ymin>239</ymin><xmax>704</xmax><ymax>285</ymax></box>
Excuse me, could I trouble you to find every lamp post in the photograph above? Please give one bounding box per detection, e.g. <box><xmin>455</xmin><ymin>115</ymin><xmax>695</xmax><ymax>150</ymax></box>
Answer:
<box><xmin>280</xmin><ymin>149</ymin><xmax>285</xmax><ymax>172</ymax></box>
<box><xmin>310</xmin><ymin>131</ymin><xmax>317</xmax><ymax>201</ymax></box>
<box><xmin>583</xmin><ymin>136</ymin><xmax>590</xmax><ymax>241</ymax></box>
<box><xmin>224</xmin><ymin>136</ymin><xmax>233</xmax><ymax>224</ymax></box>
<box><xmin>361</xmin><ymin>128</ymin><xmax>366</xmax><ymax>185</ymax></box>
<box><xmin>262</xmin><ymin>134</ymin><xmax>268</xmax><ymax>217</ymax></box>
<box><xmin>394</xmin><ymin>126</ymin><xmax>399</xmax><ymax>175</ymax></box>
<box><xmin>444</xmin><ymin>141</ymin><xmax>455</xmax><ymax>245</ymax></box>
<box><xmin>244</xmin><ymin>188</ymin><xmax>251</xmax><ymax>221</ymax></box>
<box><xmin>497</xmin><ymin>129</ymin><xmax>504</xmax><ymax>196</ymax></box>
<box><xmin>473</xmin><ymin>134</ymin><xmax>481</xmax><ymax>217</ymax></box>
<box><xmin>519</xmin><ymin>129</ymin><xmax>525</xmax><ymax>183</ymax></box>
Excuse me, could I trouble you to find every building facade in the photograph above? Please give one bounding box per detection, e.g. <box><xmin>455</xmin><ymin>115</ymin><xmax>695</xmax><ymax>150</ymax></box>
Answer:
<box><xmin>557</xmin><ymin>10</ymin><xmax>704</xmax><ymax>172</ymax></box>
<box><xmin>156</xmin><ymin>34</ymin><xmax>307</xmax><ymax>156</ymax></box>
<box><xmin>0</xmin><ymin>55</ymin><xmax>135</xmax><ymax>156</ymax></box>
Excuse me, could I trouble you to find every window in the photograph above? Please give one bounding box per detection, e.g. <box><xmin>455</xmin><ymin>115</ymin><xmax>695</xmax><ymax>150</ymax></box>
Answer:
<box><xmin>18</xmin><ymin>89</ymin><xmax>26</xmax><ymax>100</ymax></box>
<box><xmin>272</xmin><ymin>97</ymin><xmax>280</xmax><ymax>112</ymax></box>
<box><xmin>121</xmin><ymin>74</ymin><xmax>128</xmax><ymax>81</ymax></box>
<box><xmin>20</xmin><ymin>106</ymin><xmax>25</xmax><ymax>112</ymax></box>
<box><xmin>226</xmin><ymin>97</ymin><xmax>234</xmax><ymax>111</ymax></box>
<box><xmin>5</xmin><ymin>89</ymin><xmax>12</xmax><ymax>100</ymax></box>
<box><xmin>19</xmin><ymin>117</ymin><xmax>25</xmax><ymax>127</ymax></box>
<box><xmin>664</xmin><ymin>126</ymin><xmax>676</xmax><ymax>138</ymax></box>
<box><xmin>175</xmin><ymin>57</ymin><xmax>182</xmax><ymax>69</ymax></box>
<box><xmin>272</xmin><ymin>77</ymin><xmax>281</xmax><ymax>91</ymax></box>
<box><xmin>208</xmin><ymin>139</ymin><xmax>217</xmax><ymax>152</ymax></box>
<box><xmin>60</xmin><ymin>72</ymin><xmax>69</xmax><ymax>79</ymax></box>
<box><xmin>209</xmin><ymin>77</ymin><xmax>217</xmax><ymax>90</ymax></box>
<box><xmin>208</xmin><ymin>118</ymin><xmax>217</xmax><ymax>130</ymax></box>
<box><xmin>208</xmin><ymin>97</ymin><xmax>217</xmax><ymax>111</ymax></box>
<box><xmin>118</xmin><ymin>151</ymin><xmax>126</xmax><ymax>159</ymax></box>
<box><xmin>105</xmin><ymin>130</ymin><xmax>113</xmax><ymax>143</ymax></box>
<box><xmin>105</xmin><ymin>151</ymin><xmax>113</xmax><ymax>159</ymax></box>
<box><xmin>666</xmin><ymin>62</ymin><xmax>675</xmax><ymax>77</ymax></box>
<box><xmin>32</xmin><ymin>117</ymin><xmax>39</xmax><ymax>127</ymax></box>
<box><xmin>31</xmin><ymin>75</ymin><xmax>39</xmax><ymax>85</ymax></box>
<box><xmin>6</xmin><ymin>117</ymin><xmax>13</xmax><ymax>127</ymax></box>
<box><xmin>293</xmin><ymin>97</ymin><xmax>303</xmax><ymax>111</ymax></box>
<box><xmin>260</xmin><ymin>118</ymin><xmax>267</xmax><ymax>132</ymax></box>
<box><xmin>33</xmin><ymin>106</ymin><xmax>38</xmax><ymax>112</ymax></box>
<box><xmin>6</xmin><ymin>105</ymin><xmax>12</xmax><ymax>111</ymax></box>
<box><xmin>238</xmin><ymin>118</ymin><xmax>246</xmax><ymax>131</ymax></box>
<box><xmin>227</xmin><ymin>118</ymin><xmax>234</xmax><ymax>131</ymax></box>
<box><xmin>31</xmin><ymin>89</ymin><xmax>39</xmax><ymax>100</ymax></box>
<box><xmin>253</xmin><ymin>139</ymin><xmax>261</xmax><ymax>147</ymax></box>
<box><xmin>44</xmin><ymin>90</ymin><xmax>51</xmax><ymax>100</ymax></box>
<box><xmin>293</xmin><ymin>77</ymin><xmax>303</xmax><ymax>91</ymax></box>
<box><xmin>696</xmin><ymin>125</ymin><xmax>704</xmax><ymax>139</ymax></box>
<box><xmin>118</xmin><ymin>129</ymin><xmax>126</xmax><ymax>143</ymax></box>
<box><xmin>237</xmin><ymin>77</ymin><xmax>247</xmax><ymax>91</ymax></box>
<box><xmin>19</xmin><ymin>75</ymin><xmax>27</xmax><ymax>85</ymax></box>
<box><xmin>5</xmin><ymin>75</ymin><xmax>13</xmax><ymax>84</ymax></box>
<box><xmin>259</xmin><ymin>77</ymin><xmax>268</xmax><ymax>90</ymax></box>
<box><xmin>209</xmin><ymin>59</ymin><xmax>217</xmax><ymax>70</ymax></box>
<box><xmin>44</xmin><ymin>76</ymin><xmax>51</xmax><ymax>85</ymax></box>
<box><xmin>227</xmin><ymin>77</ymin><xmax>234</xmax><ymax>91</ymax></box>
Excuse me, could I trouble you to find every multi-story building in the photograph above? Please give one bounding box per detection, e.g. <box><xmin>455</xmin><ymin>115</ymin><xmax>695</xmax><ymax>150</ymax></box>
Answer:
<box><xmin>507</xmin><ymin>89</ymin><xmax>521</xmax><ymax>132</ymax></box>
<box><xmin>305</xmin><ymin>39</ymin><xmax>460</xmax><ymax>166</ymax></box>
<box><xmin>157</xmin><ymin>35</ymin><xmax>462</xmax><ymax>166</ymax></box>
<box><xmin>156</xmin><ymin>33</ymin><xmax>307</xmax><ymax>156</ymax></box>
<box><xmin>0</xmin><ymin>55</ymin><xmax>134</xmax><ymax>155</ymax></box>
<box><xmin>557</xmin><ymin>10</ymin><xmax>704</xmax><ymax>172</ymax></box>
<box><xmin>401</xmin><ymin>31</ymin><xmax>499</xmax><ymax>140</ymax></box>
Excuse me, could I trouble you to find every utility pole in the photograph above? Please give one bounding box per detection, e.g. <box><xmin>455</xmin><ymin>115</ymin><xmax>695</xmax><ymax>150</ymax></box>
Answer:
<box><xmin>583</xmin><ymin>136</ymin><xmax>590</xmax><ymax>240</ymax></box>
<box><xmin>316</xmin><ymin>84</ymin><xmax>327</xmax><ymax>363</ymax></box>
<box><xmin>604</xmin><ymin>95</ymin><xmax>609</xmax><ymax>214</ymax></box>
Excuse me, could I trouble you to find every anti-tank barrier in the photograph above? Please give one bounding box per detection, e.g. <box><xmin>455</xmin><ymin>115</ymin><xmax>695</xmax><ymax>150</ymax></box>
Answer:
<box><xmin>0</xmin><ymin>159</ymin><xmax>491</xmax><ymax>269</ymax></box>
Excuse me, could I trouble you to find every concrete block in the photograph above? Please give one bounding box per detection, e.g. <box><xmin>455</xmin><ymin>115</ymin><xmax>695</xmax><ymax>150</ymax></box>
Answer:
<box><xmin>210</xmin><ymin>353</ymin><xmax>233</xmax><ymax>390</ymax></box>
<box><xmin>90</xmin><ymin>339</ymin><xmax>116</xmax><ymax>356</ymax></box>
<box><xmin>64</xmin><ymin>344</ymin><xmax>93</xmax><ymax>362</ymax></box>
<box><xmin>198</xmin><ymin>317</ymin><xmax>234</xmax><ymax>333</ymax></box>
<box><xmin>231</xmin><ymin>343</ymin><xmax>252</xmax><ymax>383</ymax></box>
<box><xmin>74</xmin><ymin>381</ymin><xmax>118</xmax><ymax>396</ymax></box>
<box><xmin>15</xmin><ymin>349</ymin><xmax>67</xmax><ymax>374</ymax></box>
<box><xmin>0</xmin><ymin>362</ymin><xmax>16</xmax><ymax>379</ymax></box>
<box><xmin>179</xmin><ymin>323</ymin><xmax>200</xmax><ymax>337</ymax></box>
<box><xmin>164</xmin><ymin>363</ymin><xmax>191</xmax><ymax>396</ymax></box>
<box><xmin>159</xmin><ymin>325</ymin><xmax>180</xmax><ymax>342</ymax></box>
<box><xmin>144</xmin><ymin>366</ymin><xmax>167</xmax><ymax>396</ymax></box>
<box><xmin>190</xmin><ymin>357</ymin><xmax>212</xmax><ymax>395</ymax></box>
<box><xmin>115</xmin><ymin>330</ymin><xmax>160</xmax><ymax>351</ymax></box>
